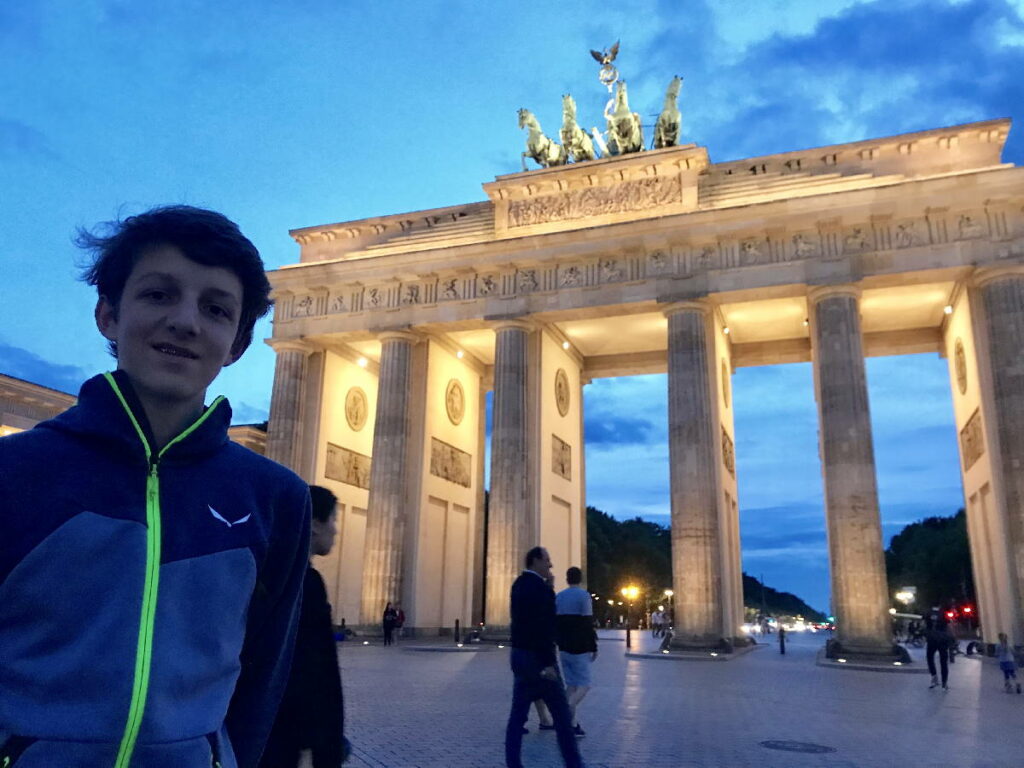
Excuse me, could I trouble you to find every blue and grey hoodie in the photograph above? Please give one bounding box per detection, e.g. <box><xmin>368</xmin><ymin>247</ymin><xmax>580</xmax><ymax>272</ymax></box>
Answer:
<box><xmin>0</xmin><ymin>371</ymin><xmax>311</xmax><ymax>768</ymax></box>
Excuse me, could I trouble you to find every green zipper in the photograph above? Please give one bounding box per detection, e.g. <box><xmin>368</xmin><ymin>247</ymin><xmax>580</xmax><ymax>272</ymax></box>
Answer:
<box><xmin>104</xmin><ymin>373</ymin><xmax>224</xmax><ymax>768</ymax></box>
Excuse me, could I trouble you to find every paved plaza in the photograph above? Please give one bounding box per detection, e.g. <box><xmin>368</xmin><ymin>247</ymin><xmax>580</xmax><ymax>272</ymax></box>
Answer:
<box><xmin>338</xmin><ymin>630</ymin><xmax>1022</xmax><ymax>768</ymax></box>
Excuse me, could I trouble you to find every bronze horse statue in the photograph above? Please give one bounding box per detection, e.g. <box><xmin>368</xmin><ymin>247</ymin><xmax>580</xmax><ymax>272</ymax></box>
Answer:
<box><xmin>653</xmin><ymin>76</ymin><xmax>683</xmax><ymax>149</ymax></box>
<box><xmin>560</xmin><ymin>94</ymin><xmax>597</xmax><ymax>163</ymax></box>
<box><xmin>518</xmin><ymin>108</ymin><xmax>567</xmax><ymax>170</ymax></box>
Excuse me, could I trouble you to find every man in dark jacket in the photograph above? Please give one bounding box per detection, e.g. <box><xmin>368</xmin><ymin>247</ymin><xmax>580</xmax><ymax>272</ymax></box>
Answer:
<box><xmin>505</xmin><ymin>547</ymin><xmax>584</xmax><ymax>768</ymax></box>
<box><xmin>925</xmin><ymin>605</ymin><xmax>952</xmax><ymax>690</ymax></box>
<box><xmin>261</xmin><ymin>485</ymin><xmax>350</xmax><ymax>767</ymax></box>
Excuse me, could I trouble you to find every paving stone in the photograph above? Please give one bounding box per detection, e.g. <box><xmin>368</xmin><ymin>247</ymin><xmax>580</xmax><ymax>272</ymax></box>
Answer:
<box><xmin>338</xmin><ymin>630</ymin><xmax>1022</xmax><ymax>767</ymax></box>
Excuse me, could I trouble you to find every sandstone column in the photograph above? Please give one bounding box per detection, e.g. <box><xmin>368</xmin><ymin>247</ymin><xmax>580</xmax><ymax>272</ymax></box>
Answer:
<box><xmin>665</xmin><ymin>301</ymin><xmax>724</xmax><ymax>647</ymax></box>
<box><xmin>974</xmin><ymin>266</ymin><xmax>1024</xmax><ymax>642</ymax></box>
<box><xmin>809</xmin><ymin>285</ymin><xmax>891</xmax><ymax>654</ymax></box>
<box><xmin>360</xmin><ymin>331</ymin><xmax>418</xmax><ymax>625</ymax></box>
<box><xmin>265</xmin><ymin>340</ymin><xmax>314</xmax><ymax>472</ymax></box>
<box><xmin>485</xmin><ymin>321</ymin><xmax>533</xmax><ymax>628</ymax></box>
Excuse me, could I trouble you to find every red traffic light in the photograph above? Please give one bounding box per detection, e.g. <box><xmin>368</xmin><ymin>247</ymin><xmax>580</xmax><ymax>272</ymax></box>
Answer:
<box><xmin>946</xmin><ymin>610</ymin><xmax>955</xmax><ymax>619</ymax></box>
<box><xmin>963</xmin><ymin>606</ymin><xmax>973</xmax><ymax>614</ymax></box>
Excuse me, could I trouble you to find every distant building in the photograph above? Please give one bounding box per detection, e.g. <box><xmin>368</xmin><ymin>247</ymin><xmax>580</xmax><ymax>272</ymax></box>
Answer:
<box><xmin>0</xmin><ymin>373</ymin><xmax>266</xmax><ymax>452</ymax></box>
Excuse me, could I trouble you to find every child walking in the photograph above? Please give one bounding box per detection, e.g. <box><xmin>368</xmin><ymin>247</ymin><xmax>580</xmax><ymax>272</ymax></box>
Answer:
<box><xmin>997</xmin><ymin>633</ymin><xmax>1021</xmax><ymax>694</ymax></box>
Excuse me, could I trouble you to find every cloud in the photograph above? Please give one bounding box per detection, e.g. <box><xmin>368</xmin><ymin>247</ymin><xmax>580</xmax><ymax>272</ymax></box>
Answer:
<box><xmin>584</xmin><ymin>412</ymin><xmax>656</xmax><ymax>446</ymax></box>
<box><xmin>0</xmin><ymin>342</ymin><xmax>87</xmax><ymax>395</ymax></box>
<box><xmin>0</xmin><ymin>119</ymin><xmax>61</xmax><ymax>162</ymax></box>
<box><xmin>230</xmin><ymin>401</ymin><xmax>269</xmax><ymax>425</ymax></box>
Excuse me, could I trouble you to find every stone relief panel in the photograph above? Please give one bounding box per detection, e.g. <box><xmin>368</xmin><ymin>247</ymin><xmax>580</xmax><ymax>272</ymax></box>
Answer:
<box><xmin>507</xmin><ymin>176</ymin><xmax>682</xmax><ymax>228</ymax></box>
<box><xmin>345</xmin><ymin>387</ymin><xmax>368</xmax><ymax>432</ymax></box>
<box><xmin>325</xmin><ymin>443</ymin><xmax>371</xmax><ymax>489</ymax></box>
<box><xmin>960</xmin><ymin>408</ymin><xmax>985</xmax><ymax>471</ymax></box>
<box><xmin>954</xmin><ymin>338</ymin><xmax>968</xmax><ymax>395</ymax></box>
<box><xmin>445</xmin><ymin>378</ymin><xmax>465</xmax><ymax>426</ymax></box>
<box><xmin>792</xmin><ymin>233</ymin><xmax>820</xmax><ymax>259</ymax></box>
<box><xmin>430</xmin><ymin>437</ymin><xmax>472</xmax><ymax>488</ymax></box>
<box><xmin>843</xmin><ymin>226</ymin><xmax>870</xmax><ymax>254</ymax></box>
<box><xmin>292</xmin><ymin>294</ymin><xmax>315</xmax><ymax>318</ymax></box>
<box><xmin>722</xmin><ymin>427</ymin><xmax>735</xmax><ymax>477</ymax></box>
<box><xmin>645</xmin><ymin>249</ymin><xmax>672</xmax><ymax>276</ymax></box>
<box><xmin>560</xmin><ymin>265</ymin><xmax>583</xmax><ymax>288</ymax></box>
<box><xmin>554</xmin><ymin>368</ymin><xmax>570</xmax><ymax>417</ymax></box>
<box><xmin>517</xmin><ymin>269</ymin><xmax>539</xmax><ymax>293</ymax></box>
<box><xmin>552</xmin><ymin>434</ymin><xmax>572</xmax><ymax>480</ymax></box>
<box><xmin>956</xmin><ymin>213</ymin><xmax>986</xmax><ymax>240</ymax></box>
<box><xmin>894</xmin><ymin>220</ymin><xmax>923</xmax><ymax>249</ymax></box>
<box><xmin>478</xmin><ymin>274</ymin><xmax>498</xmax><ymax>296</ymax></box>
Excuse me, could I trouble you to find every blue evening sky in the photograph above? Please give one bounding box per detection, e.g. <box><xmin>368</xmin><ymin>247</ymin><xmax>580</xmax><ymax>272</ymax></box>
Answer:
<box><xmin>3</xmin><ymin>0</ymin><xmax>1023</xmax><ymax>612</ymax></box>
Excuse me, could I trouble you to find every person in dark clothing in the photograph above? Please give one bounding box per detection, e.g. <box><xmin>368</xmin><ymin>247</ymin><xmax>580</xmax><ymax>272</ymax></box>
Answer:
<box><xmin>925</xmin><ymin>606</ymin><xmax>952</xmax><ymax>690</ymax></box>
<box><xmin>261</xmin><ymin>485</ymin><xmax>350</xmax><ymax>767</ymax></box>
<box><xmin>382</xmin><ymin>603</ymin><xmax>398</xmax><ymax>646</ymax></box>
<box><xmin>505</xmin><ymin>546</ymin><xmax>584</xmax><ymax>768</ymax></box>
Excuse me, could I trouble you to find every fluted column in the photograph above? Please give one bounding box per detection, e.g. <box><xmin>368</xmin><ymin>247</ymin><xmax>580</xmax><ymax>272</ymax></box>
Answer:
<box><xmin>360</xmin><ymin>332</ymin><xmax>418</xmax><ymax>624</ymax></box>
<box><xmin>974</xmin><ymin>266</ymin><xmax>1024</xmax><ymax>641</ymax></box>
<box><xmin>665</xmin><ymin>301</ymin><xmax>724</xmax><ymax>647</ymax></box>
<box><xmin>265</xmin><ymin>341</ymin><xmax>314</xmax><ymax>472</ymax></box>
<box><xmin>809</xmin><ymin>285</ymin><xmax>891</xmax><ymax>653</ymax></box>
<box><xmin>485</xmin><ymin>321</ymin><xmax>533</xmax><ymax>628</ymax></box>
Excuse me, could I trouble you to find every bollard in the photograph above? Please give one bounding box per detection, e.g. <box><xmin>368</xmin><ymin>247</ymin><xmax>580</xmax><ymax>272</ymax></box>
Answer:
<box><xmin>455</xmin><ymin>619</ymin><xmax>461</xmax><ymax>644</ymax></box>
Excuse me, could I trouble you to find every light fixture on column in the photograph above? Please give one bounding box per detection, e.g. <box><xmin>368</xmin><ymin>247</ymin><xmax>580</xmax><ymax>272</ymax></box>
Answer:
<box><xmin>562</xmin><ymin>340</ymin><xmax>570</xmax><ymax>350</ymax></box>
<box><xmin>357</xmin><ymin>357</ymin><xmax>368</xmax><ymax>368</ymax></box>
<box><xmin>723</xmin><ymin>326</ymin><xmax>730</xmax><ymax>335</ymax></box>
<box><xmin>803</xmin><ymin>318</ymin><xmax>809</xmax><ymax>327</ymax></box>
<box><xmin>944</xmin><ymin>305</ymin><xmax>953</xmax><ymax>315</ymax></box>
<box><xmin>456</xmin><ymin>349</ymin><xmax>465</xmax><ymax>359</ymax></box>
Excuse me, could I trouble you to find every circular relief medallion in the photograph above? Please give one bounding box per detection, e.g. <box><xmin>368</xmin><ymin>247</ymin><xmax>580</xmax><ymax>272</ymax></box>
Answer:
<box><xmin>721</xmin><ymin>359</ymin><xmax>731</xmax><ymax>408</ymax></box>
<box><xmin>554</xmin><ymin>368</ymin><xmax>570</xmax><ymax>417</ymax></box>
<box><xmin>954</xmin><ymin>338</ymin><xmax>968</xmax><ymax>395</ymax></box>
<box><xmin>445</xmin><ymin>378</ymin><xmax>465</xmax><ymax>426</ymax></box>
<box><xmin>345</xmin><ymin>386</ymin><xmax>368</xmax><ymax>432</ymax></box>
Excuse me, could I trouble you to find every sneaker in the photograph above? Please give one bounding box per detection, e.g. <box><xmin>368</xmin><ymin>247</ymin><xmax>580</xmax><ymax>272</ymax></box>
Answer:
<box><xmin>538</xmin><ymin>723</ymin><xmax>555</xmax><ymax>731</ymax></box>
<box><xmin>1005</xmin><ymin>682</ymin><xmax>1013</xmax><ymax>694</ymax></box>
<box><xmin>929</xmin><ymin>676</ymin><xmax>939</xmax><ymax>689</ymax></box>
<box><xmin>942</xmin><ymin>684</ymin><xmax>950</xmax><ymax>691</ymax></box>
<box><xmin>573</xmin><ymin>724</ymin><xmax>586</xmax><ymax>738</ymax></box>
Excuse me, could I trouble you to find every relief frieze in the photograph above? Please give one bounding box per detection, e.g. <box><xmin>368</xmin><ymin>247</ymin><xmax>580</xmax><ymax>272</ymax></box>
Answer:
<box><xmin>960</xmin><ymin>408</ymin><xmax>985</xmax><ymax>471</ymax></box>
<box><xmin>430</xmin><ymin>437</ymin><xmax>472</xmax><ymax>488</ymax></box>
<box><xmin>552</xmin><ymin>434</ymin><xmax>572</xmax><ymax>481</ymax></box>
<box><xmin>325</xmin><ymin>443</ymin><xmax>371</xmax><ymax>489</ymax></box>
<box><xmin>507</xmin><ymin>175</ymin><xmax>682</xmax><ymax>228</ymax></box>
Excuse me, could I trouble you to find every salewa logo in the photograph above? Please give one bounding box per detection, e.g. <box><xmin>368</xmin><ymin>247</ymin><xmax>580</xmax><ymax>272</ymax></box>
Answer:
<box><xmin>208</xmin><ymin>505</ymin><xmax>252</xmax><ymax>527</ymax></box>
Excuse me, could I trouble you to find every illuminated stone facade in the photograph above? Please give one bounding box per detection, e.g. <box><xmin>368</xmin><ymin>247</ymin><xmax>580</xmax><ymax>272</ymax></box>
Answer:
<box><xmin>268</xmin><ymin>119</ymin><xmax>1024</xmax><ymax>650</ymax></box>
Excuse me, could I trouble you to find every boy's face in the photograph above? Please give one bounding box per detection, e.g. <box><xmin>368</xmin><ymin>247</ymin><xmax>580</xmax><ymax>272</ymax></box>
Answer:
<box><xmin>96</xmin><ymin>244</ymin><xmax>244</xmax><ymax>415</ymax></box>
<box><xmin>311</xmin><ymin>508</ymin><xmax>338</xmax><ymax>558</ymax></box>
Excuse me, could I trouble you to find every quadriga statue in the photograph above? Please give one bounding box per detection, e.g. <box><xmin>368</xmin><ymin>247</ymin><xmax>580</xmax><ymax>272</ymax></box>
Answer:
<box><xmin>559</xmin><ymin>94</ymin><xmax>597</xmax><ymax>163</ymax></box>
<box><xmin>606</xmin><ymin>81</ymin><xmax>643</xmax><ymax>155</ymax></box>
<box><xmin>518</xmin><ymin>108</ymin><xmax>567</xmax><ymax>170</ymax></box>
<box><xmin>653</xmin><ymin>76</ymin><xmax>683</xmax><ymax>149</ymax></box>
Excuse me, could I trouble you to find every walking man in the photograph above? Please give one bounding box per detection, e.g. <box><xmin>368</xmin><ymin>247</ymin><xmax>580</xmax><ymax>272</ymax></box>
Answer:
<box><xmin>925</xmin><ymin>605</ymin><xmax>952</xmax><ymax>690</ymax></box>
<box><xmin>556</xmin><ymin>567</ymin><xmax>598</xmax><ymax>737</ymax></box>
<box><xmin>505</xmin><ymin>547</ymin><xmax>584</xmax><ymax>768</ymax></box>
<box><xmin>261</xmin><ymin>485</ymin><xmax>350</xmax><ymax>767</ymax></box>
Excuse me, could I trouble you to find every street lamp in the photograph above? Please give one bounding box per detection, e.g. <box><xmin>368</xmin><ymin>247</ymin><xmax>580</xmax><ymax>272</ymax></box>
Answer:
<box><xmin>621</xmin><ymin>585</ymin><xmax>640</xmax><ymax>648</ymax></box>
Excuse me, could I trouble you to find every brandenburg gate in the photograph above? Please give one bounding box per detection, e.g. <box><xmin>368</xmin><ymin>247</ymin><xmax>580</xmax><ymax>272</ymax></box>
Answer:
<box><xmin>264</xmin><ymin>117</ymin><xmax>1024</xmax><ymax>657</ymax></box>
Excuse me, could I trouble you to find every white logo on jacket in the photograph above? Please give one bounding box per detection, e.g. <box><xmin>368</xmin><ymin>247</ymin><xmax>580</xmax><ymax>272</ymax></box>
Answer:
<box><xmin>208</xmin><ymin>505</ymin><xmax>252</xmax><ymax>527</ymax></box>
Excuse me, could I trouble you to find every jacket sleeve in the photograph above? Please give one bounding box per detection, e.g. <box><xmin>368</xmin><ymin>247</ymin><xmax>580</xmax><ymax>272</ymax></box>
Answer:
<box><xmin>226</xmin><ymin>481</ymin><xmax>311</xmax><ymax>768</ymax></box>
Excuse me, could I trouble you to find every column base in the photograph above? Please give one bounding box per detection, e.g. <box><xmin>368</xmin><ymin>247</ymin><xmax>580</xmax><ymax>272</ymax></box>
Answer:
<box><xmin>825</xmin><ymin>638</ymin><xmax>911</xmax><ymax>664</ymax></box>
<box><xmin>669</xmin><ymin>632</ymin><xmax>735</xmax><ymax>653</ymax></box>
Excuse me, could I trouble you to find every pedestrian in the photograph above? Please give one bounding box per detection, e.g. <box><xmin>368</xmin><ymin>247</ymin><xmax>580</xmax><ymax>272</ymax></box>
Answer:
<box><xmin>505</xmin><ymin>546</ymin><xmax>584</xmax><ymax>768</ymax></box>
<box><xmin>261</xmin><ymin>485</ymin><xmax>351</xmax><ymax>767</ymax></box>
<box><xmin>382</xmin><ymin>602</ymin><xmax>398</xmax><ymax>646</ymax></box>
<box><xmin>556</xmin><ymin>567</ymin><xmax>599</xmax><ymax>737</ymax></box>
<box><xmin>393</xmin><ymin>602</ymin><xmax>406</xmax><ymax>644</ymax></box>
<box><xmin>0</xmin><ymin>206</ymin><xmax>310</xmax><ymax>767</ymax></box>
<box><xmin>778</xmin><ymin>625</ymin><xmax>786</xmax><ymax>655</ymax></box>
<box><xmin>650</xmin><ymin>609</ymin><xmax>663</xmax><ymax>638</ymax></box>
<box><xmin>996</xmin><ymin>633</ymin><xmax>1021</xmax><ymax>694</ymax></box>
<box><xmin>924</xmin><ymin>605</ymin><xmax>952</xmax><ymax>690</ymax></box>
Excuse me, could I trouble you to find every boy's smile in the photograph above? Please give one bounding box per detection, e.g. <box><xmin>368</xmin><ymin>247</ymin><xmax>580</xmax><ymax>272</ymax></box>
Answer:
<box><xmin>96</xmin><ymin>244</ymin><xmax>244</xmax><ymax>436</ymax></box>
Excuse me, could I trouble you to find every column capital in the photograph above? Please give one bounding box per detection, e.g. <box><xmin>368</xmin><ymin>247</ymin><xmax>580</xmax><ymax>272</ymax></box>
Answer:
<box><xmin>377</xmin><ymin>329</ymin><xmax>421</xmax><ymax>345</ymax></box>
<box><xmin>489</xmin><ymin>317</ymin><xmax>536</xmax><ymax>333</ymax></box>
<box><xmin>265</xmin><ymin>338</ymin><xmax>316</xmax><ymax>355</ymax></box>
<box><xmin>662</xmin><ymin>299</ymin><xmax>713</xmax><ymax>318</ymax></box>
<box><xmin>971</xmin><ymin>263</ymin><xmax>1024</xmax><ymax>289</ymax></box>
<box><xmin>807</xmin><ymin>283</ymin><xmax>861</xmax><ymax>305</ymax></box>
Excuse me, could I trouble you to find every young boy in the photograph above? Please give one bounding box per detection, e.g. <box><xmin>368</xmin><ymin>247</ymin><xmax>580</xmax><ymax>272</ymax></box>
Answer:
<box><xmin>996</xmin><ymin>633</ymin><xmax>1021</xmax><ymax>694</ymax></box>
<box><xmin>0</xmin><ymin>206</ymin><xmax>311</xmax><ymax>768</ymax></box>
<box><xmin>261</xmin><ymin>485</ymin><xmax>350</xmax><ymax>768</ymax></box>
